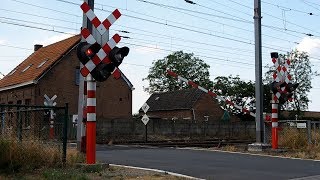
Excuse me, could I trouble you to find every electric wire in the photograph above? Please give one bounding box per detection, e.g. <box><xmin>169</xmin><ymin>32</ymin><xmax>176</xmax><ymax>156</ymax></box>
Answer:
<box><xmin>11</xmin><ymin>0</ymin><xmax>81</xmax><ymax>17</ymax></box>
<box><xmin>262</xmin><ymin>1</ymin><xmax>317</xmax><ymax>16</ymax></box>
<box><xmin>2</xmin><ymin>2</ymin><xmax>302</xmax><ymax>45</ymax></box>
<box><xmin>227</xmin><ymin>0</ymin><xmax>320</xmax><ymax>36</ymax></box>
<box><xmin>3</xmin><ymin>0</ymin><xmax>320</xmax><ymax>61</ymax></box>
<box><xmin>2</xmin><ymin>15</ymin><xmax>320</xmax><ymax>62</ymax></box>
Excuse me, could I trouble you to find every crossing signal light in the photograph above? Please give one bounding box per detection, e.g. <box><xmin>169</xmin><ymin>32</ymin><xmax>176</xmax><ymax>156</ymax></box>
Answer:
<box><xmin>76</xmin><ymin>42</ymin><xmax>100</xmax><ymax>64</ymax></box>
<box><xmin>109</xmin><ymin>46</ymin><xmax>130</xmax><ymax>66</ymax></box>
<box><xmin>91</xmin><ymin>46</ymin><xmax>130</xmax><ymax>82</ymax></box>
<box><xmin>278</xmin><ymin>83</ymin><xmax>299</xmax><ymax>104</ymax></box>
<box><xmin>270</xmin><ymin>81</ymin><xmax>286</xmax><ymax>95</ymax></box>
<box><xmin>286</xmin><ymin>83</ymin><xmax>299</xmax><ymax>93</ymax></box>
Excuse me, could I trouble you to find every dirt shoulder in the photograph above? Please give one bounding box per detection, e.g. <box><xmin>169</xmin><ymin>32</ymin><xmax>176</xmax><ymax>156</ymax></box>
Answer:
<box><xmin>0</xmin><ymin>166</ymin><xmax>189</xmax><ymax>180</ymax></box>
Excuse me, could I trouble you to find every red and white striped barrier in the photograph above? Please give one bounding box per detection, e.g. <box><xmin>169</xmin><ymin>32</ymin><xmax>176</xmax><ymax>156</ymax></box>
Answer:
<box><xmin>166</xmin><ymin>70</ymin><xmax>256</xmax><ymax>117</ymax></box>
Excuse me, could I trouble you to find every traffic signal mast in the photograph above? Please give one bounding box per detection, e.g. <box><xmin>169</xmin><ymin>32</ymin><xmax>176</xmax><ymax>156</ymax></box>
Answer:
<box><xmin>270</xmin><ymin>52</ymin><xmax>299</xmax><ymax>149</ymax></box>
<box><xmin>77</xmin><ymin>1</ymin><xmax>129</xmax><ymax>164</ymax></box>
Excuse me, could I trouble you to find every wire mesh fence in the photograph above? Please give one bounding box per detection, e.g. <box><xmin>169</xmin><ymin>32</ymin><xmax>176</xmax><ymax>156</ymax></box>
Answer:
<box><xmin>264</xmin><ymin>120</ymin><xmax>320</xmax><ymax>149</ymax></box>
<box><xmin>96</xmin><ymin>118</ymin><xmax>256</xmax><ymax>143</ymax></box>
<box><xmin>0</xmin><ymin>104</ymin><xmax>69</xmax><ymax>171</ymax></box>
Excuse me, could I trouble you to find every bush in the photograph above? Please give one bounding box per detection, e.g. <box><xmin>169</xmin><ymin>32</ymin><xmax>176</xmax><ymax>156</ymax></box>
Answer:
<box><xmin>0</xmin><ymin>137</ymin><xmax>61</xmax><ymax>173</ymax></box>
<box><xmin>279</xmin><ymin>128</ymin><xmax>308</xmax><ymax>149</ymax></box>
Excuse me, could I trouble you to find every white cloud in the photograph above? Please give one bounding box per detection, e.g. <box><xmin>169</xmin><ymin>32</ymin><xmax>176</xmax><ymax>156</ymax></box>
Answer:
<box><xmin>33</xmin><ymin>33</ymin><xmax>75</xmax><ymax>46</ymax></box>
<box><xmin>296</xmin><ymin>37</ymin><xmax>320</xmax><ymax>55</ymax></box>
<box><xmin>0</xmin><ymin>39</ymin><xmax>6</xmax><ymax>45</ymax></box>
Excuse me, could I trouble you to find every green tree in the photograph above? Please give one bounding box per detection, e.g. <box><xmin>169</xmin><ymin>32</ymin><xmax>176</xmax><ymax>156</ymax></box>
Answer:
<box><xmin>213</xmin><ymin>75</ymin><xmax>255</xmax><ymax>120</ymax></box>
<box><xmin>264</xmin><ymin>49</ymin><xmax>319</xmax><ymax>114</ymax></box>
<box><xmin>144</xmin><ymin>51</ymin><xmax>213</xmax><ymax>93</ymax></box>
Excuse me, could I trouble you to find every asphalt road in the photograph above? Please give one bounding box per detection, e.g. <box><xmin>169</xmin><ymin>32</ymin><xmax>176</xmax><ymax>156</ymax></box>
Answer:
<box><xmin>96</xmin><ymin>145</ymin><xmax>320</xmax><ymax>180</ymax></box>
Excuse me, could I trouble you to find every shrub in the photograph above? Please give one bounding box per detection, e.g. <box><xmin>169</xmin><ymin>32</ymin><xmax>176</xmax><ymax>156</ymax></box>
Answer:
<box><xmin>278</xmin><ymin>128</ymin><xmax>308</xmax><ymax>149</ymax></box>
<box><xmin>0</xmin><ymin>137</ymin><xmax>61</xmax><ymax>173</ymax></box>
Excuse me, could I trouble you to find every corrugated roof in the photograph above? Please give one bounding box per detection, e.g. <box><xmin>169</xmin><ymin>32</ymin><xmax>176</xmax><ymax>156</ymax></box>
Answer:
<box><xmin>145</xmin><ymin>88</ymin><xmax>204</xmax><ymax>111</ymax></box>
<box><xmin>0</xmin><ymin>35</ymin><xmax>81</xmax><ymax>89</ymax></box>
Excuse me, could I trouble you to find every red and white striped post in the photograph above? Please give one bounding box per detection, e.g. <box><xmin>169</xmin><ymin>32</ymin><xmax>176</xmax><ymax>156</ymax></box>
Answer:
<box><xmin>271</xmin><ymin>99</ymin><xmax>278</xmax><ymax>149</ymax></box>
<box><xmin>86</xmin><ymin>75</ymin><xmax>96</xmax><ymax>164</ymax></box>
<box><xmin>271</xmin><ymin>52</ymin><xmax>280</xmax><ymax>149</ymax></box>
<box><xmin>44</xmin><ymin>94</ymin><xmax>57</xmax><ymax>140</ymax></box>
<box><xmin>49</xmin><ymin>114</ymin><xmax>54</xmax><ymax>139</ymax></box>
<box><xmin>79</xmin><ymin>1</ymin><xmax>122</xmax><ymax>164</ymax></box>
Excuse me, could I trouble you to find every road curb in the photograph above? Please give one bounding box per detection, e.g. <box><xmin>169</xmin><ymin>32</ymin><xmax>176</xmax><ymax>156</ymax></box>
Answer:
<box><xmin>109</xmin><ymin>163</ymin><xmax>205</xmax><ymax>180</ymax></box>
<box><xmin>177</xmin><ymin>147</ymin><xmax>320</xmax><ymax>162</ymax></box>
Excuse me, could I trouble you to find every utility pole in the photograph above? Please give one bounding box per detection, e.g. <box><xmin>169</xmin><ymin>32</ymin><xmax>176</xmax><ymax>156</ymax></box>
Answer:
<box><xmin>249</xmin><ymin>0</ymin><xmax>266</xmax><ymax>150</ymax></box>
<box><xmin>77</xmin><ymin>0</ymin><xmax>94</xmax><ymax>151</ymax></box>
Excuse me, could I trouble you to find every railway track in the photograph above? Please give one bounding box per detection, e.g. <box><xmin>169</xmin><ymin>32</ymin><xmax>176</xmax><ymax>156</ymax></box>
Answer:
<box><xmin>116</xmin><ymin>139</ymin><xmax>254</xmax><ymax>148</ymax></box>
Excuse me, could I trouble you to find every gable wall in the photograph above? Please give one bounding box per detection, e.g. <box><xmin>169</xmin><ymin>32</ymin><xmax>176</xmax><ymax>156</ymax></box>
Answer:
<box><xmin>0</xmin><ymin>85</ymin><xmax>36</xmax><ymax>105</ymax></box>
<box><xmin>36</xmin><ymin>47</ymin><xmax>132</xmax><ymax>120</ymax></box>
<box><xmin>193</xmin><ymin>94</ymin><xmax>240</xmax><ymax>121</ymax></box>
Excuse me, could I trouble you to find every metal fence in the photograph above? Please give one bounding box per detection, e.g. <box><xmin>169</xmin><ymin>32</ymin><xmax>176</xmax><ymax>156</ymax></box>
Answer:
<box><xmin>0</xmin><ymin>104</ymin><xmax>69</xmax><ymax>167</ymax></box>
<box><xmin>96</xmin><ymin>118</ymin><xmax>256</xmax><ymax>143</ymax></box>
<box><xmin>264</xmin><ymin>120</ymin><xmax>320</xmax><ymax>148</ymax></box>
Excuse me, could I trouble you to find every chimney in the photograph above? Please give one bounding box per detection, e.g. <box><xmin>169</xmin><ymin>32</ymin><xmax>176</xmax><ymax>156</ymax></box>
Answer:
<box><xmin>34</xmin><ymin>44</ymin><xmax>43</xmax><ymax>52</ymax></box>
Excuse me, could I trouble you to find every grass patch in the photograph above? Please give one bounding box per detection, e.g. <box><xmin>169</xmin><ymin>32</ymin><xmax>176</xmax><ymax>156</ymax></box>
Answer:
<box><xmin>42</xmin><ymin>168</ymin><xmax>88</xmax><ymax>180</ymax></box>
<box><xmin>0</xmin><ymin>137</ymin><xmax>84</xmax><ymax>174</ymax></box>
<box><xmin>278</xmin><ymin>128</ymin><xmax>309</xmax><ymax>149</ymax></box>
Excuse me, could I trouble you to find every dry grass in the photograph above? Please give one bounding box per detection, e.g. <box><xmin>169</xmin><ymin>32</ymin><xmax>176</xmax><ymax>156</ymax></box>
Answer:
<box><xmin>281</xmin><ymin>145</ymin><xmax>320</xmax><ymax>160</ymax></box>
<box><xmin>278</xmin><ymin>128</ymin><xmax>309</xmax><ymax>149</ymax></box>
<box><xmin>221</xmin><ymin>145</ymin><xmax>238</xmax><ymax>152</ymax></box>
<box><xmin>0</xmin><ymin>137</ymin><xmax>84</xmax><ymax>173</ymax></box>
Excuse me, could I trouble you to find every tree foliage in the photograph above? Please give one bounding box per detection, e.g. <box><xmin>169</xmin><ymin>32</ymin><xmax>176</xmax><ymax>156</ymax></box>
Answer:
<box><xmin>212</xmin><ymin>75</ymin><xmax>255</xmax><ymax>120</ymax></box>
<box><xmin>144</xmin><ymin>51</ymin><xmax>213</xmax><ymax>93</ymax></box>
<box><xmin>264</xmin><ymin>49</ymin><xmax>319</xmax><ymax>113</ymax></box>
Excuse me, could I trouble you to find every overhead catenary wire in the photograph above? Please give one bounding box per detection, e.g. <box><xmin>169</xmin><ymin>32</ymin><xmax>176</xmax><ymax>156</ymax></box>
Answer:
<box><xmin>1</xmin><ymin>2</ymin><xmax>302</xmax><ymax>46</ymax></box>
<box><xmin>2</xmin><ymin>10</ymin><xmax>320</xmax><ymax>62</ymax></box>
<box><xmin>0</xmin><ymin>16</ymin><xmax>78</xmax><ymax>31</ymax></box>
<box><xmin>3</xmin><ymin>0</ymin><xmax>320</xmax><ymax>61</ymax></box>
<box><xmin>0</xmin><ymin>6</ymin><xmax>299</xmax><ymax>54</ymax></box>
<box><xmin>134</xmin><ymin>0</ymin><xmax>253</xmax><ymax>24</ymax></box>
<box><xmin>0</xmin><ymin>8</ymin><xmax>80</xmax><ymax>24</ymax></box>
<box><xmin>300</xmin><ymin>0</ymin><xmax>320</xmax><ymax>12</ymax></box>
<box><xmin>262</xmin><ymin>1</ymin><xmax>317</xmax><ymax>16</ymax></box>
<box><xmin>0</xmin><ymin>20</ymin><xmax>77</xmax><ymax>35</ymax></box>
<box><xmin>11</xmin><ymin>0</ymin><xmax>81</xmax><ymax>17</ymax></box>
<box><xmin>227</xmin><ymin>0</ymin><xmax>320</xmax><ymax>37</ymax></box>
<box><xmin>134</xmin><ymin>0</ymin><xmax>319</xmax><ymax>38</ymax></box>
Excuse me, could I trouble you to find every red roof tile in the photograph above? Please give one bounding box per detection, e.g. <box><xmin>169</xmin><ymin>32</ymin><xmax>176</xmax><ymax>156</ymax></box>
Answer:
<box><xmin>0</xmin><ymin>35</ymin><xmax>81</xmax><ymax>89</ymax></box>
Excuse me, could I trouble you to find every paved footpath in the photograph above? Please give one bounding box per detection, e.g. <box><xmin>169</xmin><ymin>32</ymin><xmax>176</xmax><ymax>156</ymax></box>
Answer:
<box><xmin>97</xmin><ymin>145</ymin><xmax>320</xmax><ymax>180</ymax></box>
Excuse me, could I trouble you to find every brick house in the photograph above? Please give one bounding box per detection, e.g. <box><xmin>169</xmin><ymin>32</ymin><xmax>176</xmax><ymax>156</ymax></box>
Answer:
<box><xmin>140</xmin><ymin>88</ymin><xmax>239</xmax><ymax>122</ymax></box>
<box><xmin>0</xmin><ymin>35</ymin><xmax>134</xmax><ymax>134</ymax></box>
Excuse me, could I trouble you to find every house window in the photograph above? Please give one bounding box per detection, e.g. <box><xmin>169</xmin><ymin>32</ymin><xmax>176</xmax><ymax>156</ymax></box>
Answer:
<box><xmin>22</xmin><ymin>64</ymin><xmax>33</xmax><ymax>72</ymax></box>
<box><xmin>25</xmin><ymin>99</ymin><xmax>31</xmax><ymax>105</ymax></box>
<box><xmin>17</xmin><ymin>100</ymin><xmax>22</xmax><ymax>105</ymax></box>
<box><xmin>24</xmin><ymin>99</ymin><xmax>31</xmax><ymax>127</ymax></box>
<box><xmin>119</xmin><ymin>98</ymin><xmax>122</xmax><ymax>101</ymax></box>
<box><xmin>7</xmin><ymin>101</ymin><xmax>13</xmax><ymax>127</ymax></box>
<box><xmin>8</xmin><ymin>69</ymin><xmax>17</xmax><ymax>76</ymax></box>
<box><xmin>37</xmin><ymin>59</ymin><xmax>48</xmax><ymax>68</ymax></box>
<box><xmin>75</xmin><ymin>68</ymin><xmax>80</xmax><ymax>86</ymax></box>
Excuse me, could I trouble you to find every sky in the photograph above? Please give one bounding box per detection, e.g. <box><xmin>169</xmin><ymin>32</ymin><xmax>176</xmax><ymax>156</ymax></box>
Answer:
<box><xmin>1</xmin><ymin>0</ymin><xmax>320</xmax><ymax>114</ymax></box>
